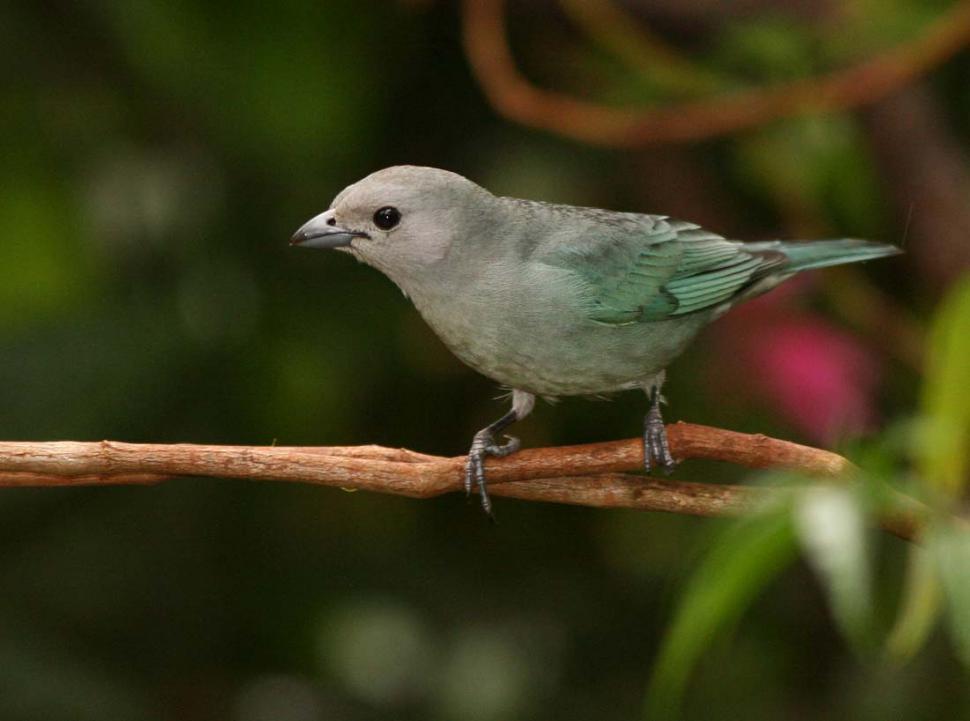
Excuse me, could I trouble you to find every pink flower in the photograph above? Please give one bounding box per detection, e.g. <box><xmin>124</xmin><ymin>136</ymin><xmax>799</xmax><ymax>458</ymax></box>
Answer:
<box><xmin>709</xmin><ymin>290</ymin><xmax>882</xmax><ymax>444</ymax></box>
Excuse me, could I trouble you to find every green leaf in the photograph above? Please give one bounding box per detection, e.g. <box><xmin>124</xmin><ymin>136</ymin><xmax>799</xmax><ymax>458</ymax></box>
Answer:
<box><xmin>885</xmin><ymin>545</ymin><xmax>942</xmax><ymax>663</ymax></box>
<box><xmin>930</xmin><ymin>523</ymin><xmax>970</xmax><ymax>668</ymax></box>
<box><xmin>644</xmin><ymin>508</ymin><xmax>797</xmax><ymax>720</ymax></box>
<box><xmin>794</xmin><ymin>486</ymin><xmax>875</xmax><ymax>650</ymax></box>
<box><xmin>918</xmin><ymin>275</ymin><xmax>970</xmax><ymax>498</ymax></box>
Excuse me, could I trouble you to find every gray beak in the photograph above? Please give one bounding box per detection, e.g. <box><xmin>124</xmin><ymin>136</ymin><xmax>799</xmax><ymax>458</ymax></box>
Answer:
<box><xmin>290</xmin><ymin>209</ymin><xmax>369</xmax><ymax>249</ymax></box>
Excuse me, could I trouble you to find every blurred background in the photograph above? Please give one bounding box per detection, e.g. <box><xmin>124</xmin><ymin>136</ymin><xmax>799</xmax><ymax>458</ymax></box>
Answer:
<box><xmin>1</xmin><ymin>1</ymin><xmax>968</xmax><ymax>719</ymax></box>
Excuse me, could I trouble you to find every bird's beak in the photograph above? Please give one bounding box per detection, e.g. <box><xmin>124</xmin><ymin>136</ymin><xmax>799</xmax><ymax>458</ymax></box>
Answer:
<box><xmin>289</xmin><ymin>209</ymin><xmax>369</xmax><ymax>249</ymax></box>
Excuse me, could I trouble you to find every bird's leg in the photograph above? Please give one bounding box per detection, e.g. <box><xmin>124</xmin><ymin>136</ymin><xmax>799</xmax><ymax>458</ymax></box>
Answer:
<box><xmin>466</xmin><ymin>412</ymin><xmax>519</xmax><ymax>513</ymax></box>
<box><xmin>643</xmin><ymin>385</ymin><xmax>676</xmax><ymax>474</ymax></box>
<box><xmin>465</xmin><ymin>390</ymin><xmax>535</xmax><ymax>518</ymax></box>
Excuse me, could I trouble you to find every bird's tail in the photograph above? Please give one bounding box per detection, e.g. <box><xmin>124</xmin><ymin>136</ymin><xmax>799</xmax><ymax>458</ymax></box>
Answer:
<box><xmin>747</xmin><ymin>238</ymin><xmax>902</xmax><ymax>272</ymax></box>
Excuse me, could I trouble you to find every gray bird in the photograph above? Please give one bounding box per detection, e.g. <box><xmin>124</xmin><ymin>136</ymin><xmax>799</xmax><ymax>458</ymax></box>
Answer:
<box><xmin>291</xmin><ymin>166</ymin><xmax>899</xmax><ymax>515</ymax></box>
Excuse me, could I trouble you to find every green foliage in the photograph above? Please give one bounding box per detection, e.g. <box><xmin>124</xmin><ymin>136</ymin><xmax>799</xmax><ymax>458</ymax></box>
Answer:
<box><xmin>930</xmin><ymin>524</ymin><xmax>970</xmax><ymax>667</ymax></box>
<box><xmin>644</xmin><ymin>506</ymin><xmax>798</xmax><ymax>719</ymax></box>
<box><xmin>917</xmin><ymin>276</ymin><xmax>970</xmax><ymax>499</ymax></box>
<box><xmin>885</xmin><ymin>545</ymin><xmax>943</xmax><ymax>662</ymax></box>
<box><xmin>90</xmin><ymin>1</ymin><xmax>381</xmax><ymax>166</ymax></box>
<box><xmin>647</xmin><ymin>277</ymin><xmax>970</xmax><ymax>714</ymax></box>
<box><xmin>794</xmin><ymin>485</ymin><xmax>876</xmax><ymax>650</ymax></box>
<box><xmin>884</xmin><ymin>276</ymin><xmax>970</xmax><ymax>666</ymax></box>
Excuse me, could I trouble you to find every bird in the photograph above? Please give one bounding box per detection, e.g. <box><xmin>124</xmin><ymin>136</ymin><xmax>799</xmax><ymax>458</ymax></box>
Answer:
<box><xmin>290</xmin><ymin>165</ymin><xmax>900</xmax><ymax>516</ymax></box>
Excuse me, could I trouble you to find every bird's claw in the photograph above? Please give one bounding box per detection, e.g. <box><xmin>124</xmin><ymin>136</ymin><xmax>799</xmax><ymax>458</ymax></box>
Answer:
<box><xmin>644</xmin><ymin>396</ymin><xmax>677</xmax><ymax>474</ymax></box>
<box><xmin>465</xmin><ymin>431</ymin><xmax>520</xmax><ymax>517</ymax></box>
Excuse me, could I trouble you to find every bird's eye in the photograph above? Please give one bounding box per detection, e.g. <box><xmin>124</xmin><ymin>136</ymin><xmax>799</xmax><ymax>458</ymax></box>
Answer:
<box><xmin>373</xmin><ymin>206</ymin><xmax>401</xmax><ymax>230</ymax></box>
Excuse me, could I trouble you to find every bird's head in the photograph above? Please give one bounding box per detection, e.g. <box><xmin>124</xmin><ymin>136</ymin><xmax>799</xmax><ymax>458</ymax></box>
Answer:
<box><xmin>290</xmin><ymin>165</ymin><xmax>493</xmax><ymax>285</ymax></box>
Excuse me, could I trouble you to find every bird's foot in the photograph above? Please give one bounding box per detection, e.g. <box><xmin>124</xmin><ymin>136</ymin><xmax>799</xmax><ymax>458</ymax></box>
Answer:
<box><xmin>644</xmin><ymin>392</ymin><xmax>676</xmax><ymax>474</ymax></box>
<box><xmin>465</xmin><ymin>430</ymin><xmax>521</xmax><ymax>518</ymax></box>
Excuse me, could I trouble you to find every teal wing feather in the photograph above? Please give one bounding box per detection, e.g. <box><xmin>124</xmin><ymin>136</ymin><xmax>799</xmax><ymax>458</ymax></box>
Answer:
<box><xmin>544</xmin><ymin>217</ymin><xmax>783</xmax><ymax>324</ymax></box>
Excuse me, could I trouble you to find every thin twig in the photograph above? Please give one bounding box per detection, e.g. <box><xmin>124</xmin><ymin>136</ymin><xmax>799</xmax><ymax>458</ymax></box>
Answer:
<box><xmin>0</xmin><ymin>422</ymin><xmax>923</xmax><ymax>541</ymax></box>
<box><xmin>462</xmin><ymin>0</ymin><xmax>970</xmax><ymax>146</ymax></box>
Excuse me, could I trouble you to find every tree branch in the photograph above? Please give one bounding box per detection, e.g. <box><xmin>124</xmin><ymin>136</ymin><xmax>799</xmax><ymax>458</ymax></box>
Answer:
<box><xmin>462</xmin><ymin>0</ymin><xmax>970</xmax><ymax>146</ymax></box>
<box><xmin>0</xmin><ymin>422</ymin><xmax>924</xmax><ymax>541</ymax></box>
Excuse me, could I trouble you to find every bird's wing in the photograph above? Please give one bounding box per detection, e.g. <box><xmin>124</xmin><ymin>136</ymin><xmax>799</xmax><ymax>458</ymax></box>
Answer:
<box><xmin>542</xmin><ymin>216</ymin><xmax>785</xmax><ymax>325</ymax></box>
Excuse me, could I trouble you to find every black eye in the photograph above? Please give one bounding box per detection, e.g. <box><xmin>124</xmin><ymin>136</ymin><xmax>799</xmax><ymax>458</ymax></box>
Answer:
<box><xmin>373</xmin><ymin>206</ymin><xmax>401</xmax><ymax>230</ymax></box>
